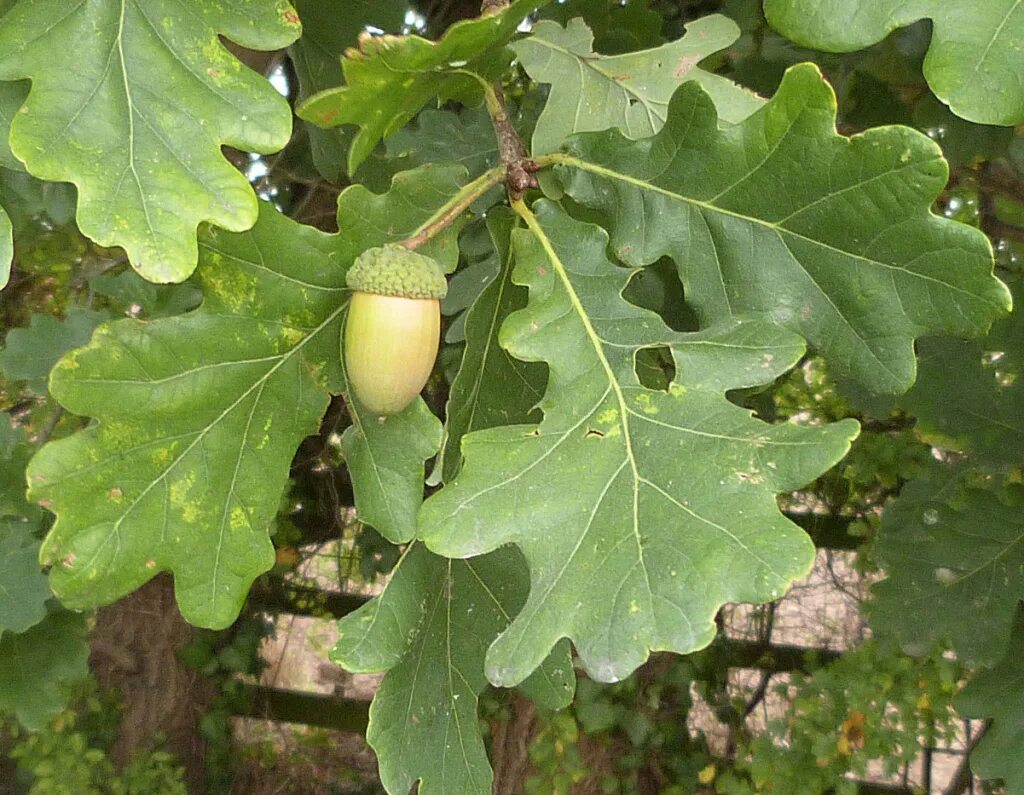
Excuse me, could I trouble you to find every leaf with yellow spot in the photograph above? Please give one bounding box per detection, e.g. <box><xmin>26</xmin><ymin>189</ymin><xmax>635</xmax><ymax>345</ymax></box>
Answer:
<box><xmin>28</xmin><ymin>165</ymin><xmax>467</xmax><ymax>628</ymax></box>
<box><xmin>0</xmin><ymin>0</ymin><xmax>302</xmax><ymax>282</ymax></box>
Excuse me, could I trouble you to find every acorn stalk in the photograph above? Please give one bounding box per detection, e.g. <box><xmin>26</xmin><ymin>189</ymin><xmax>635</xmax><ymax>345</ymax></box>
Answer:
<box><xmin>343</xmin><ymin>246</ymin><xmax>448</xmax><ymax>416</ymax></box>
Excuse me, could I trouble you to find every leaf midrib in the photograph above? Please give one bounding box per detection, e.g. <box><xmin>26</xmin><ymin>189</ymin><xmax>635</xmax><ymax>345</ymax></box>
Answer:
<box><xmin>967</xmin><ymin>0</ymin><xmax>1022</xmax><ymax>78</ymax></box>
<box><xmin>514</xmin><ymin>200</ymin><xmax>655</xmax><ymax>626</ymax></box>
<box><xmin>557</xmin><ymin>154</ymin><xmax>997</xmax><ymax>307</ymax></box>
<box><xmin>524</xmin><ymin>34</ymin><xmax>666</xmax><ymax>131</ymax></box>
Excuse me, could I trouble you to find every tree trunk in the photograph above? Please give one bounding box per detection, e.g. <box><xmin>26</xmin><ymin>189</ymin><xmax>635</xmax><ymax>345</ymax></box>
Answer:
<box><xmin>89</xmin><ymin>575</ymin><xmax>215</xmax><ymax>793</ymax></box>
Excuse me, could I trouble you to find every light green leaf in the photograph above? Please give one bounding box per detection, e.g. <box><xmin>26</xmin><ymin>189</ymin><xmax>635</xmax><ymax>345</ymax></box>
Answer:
<box><xmin>332</xmin><ymin>542</ymin><xmax>575</xmax><ymax>795</ymax></box>
<box><xmin>0</xmin><ymin>202</ymin><xmax>9</xmax><ymax>289</ymax></box>
<box><xmin>763</xmin><ymin>0</ymin><xmax>1024</xmax><ymax>125</ymax></box>
<box><xmin>27</xmin><ymin>166</ymin><xmax>467</xmax><ymax>628</ymax></box>
<box><xmin>556</xmin><ymin>63</ymin><xmax>1011</xmax><ymax>395</ymax></box>
<box><xmin>28</xmin><ymin>206</ymin><xmax>339</xmax><ymax>628</ymax></box>
<box><xmin>0</xmin><ymin>14</ymin><xmax>20</xmax><ymax>288</ymax></box>
<box><xmin>515</xmin><ymin>14</ymin><xmax>764</xmax><ymax>154</ymax></box>
<box><xmin>289</xmin><ymin>0</ymin><xmax>408</xmax><ymax>182</ymax></box>
<box><xmin>0</xmin><ymin>80</ymin><xmax>27</xmax><ymax>171</ymax></box>
<box><xmin>441</xmin><ymin>208</ymin><xmax>545</xmax><ymax>482</ymax></box>
<box><xmin>900</xmin><ymin>278</ymin><xmax>1024</xmax><ymax>468</ymax></box>
<box><xmin>0</xmin><ymin>308</ymin><xmax>110</xmax><ymax>394</ymax></box>
<box><xmin>0</xmin><ymin>517</ymin><xmax>49</xmax><ymax>636</ymax></box>
<box><xmin>420</xmin><ymin>201</ymin><xmax>858</xmax><ymax>686</ymax></box>
<box><xmin>956</xmin><ymin>611</ymin><xmax>1024</xmax><ymax>793</ymax></box>
<box><xmin>0</xmin><ymin>610</ymin><xmax>89</xmax><ymax>730</ymax></box>
<box><xmin>0</xmin><ymin>0</ymin><xmax>301</xmax><ymax>283</ymax></box>
<box><xmin>297</xmin><ymin>0</ymin><xmax>547</xmax><ymax>174</ymax></box>
<box><xmin>871</xmin><ymin>462</ymin><xmax>1024</xmax><ymax>665</ymax></box>
<box><xmin>340</xmin><ymin>366</ymin><xmax>443</xmax><ymax>544</ymax></box>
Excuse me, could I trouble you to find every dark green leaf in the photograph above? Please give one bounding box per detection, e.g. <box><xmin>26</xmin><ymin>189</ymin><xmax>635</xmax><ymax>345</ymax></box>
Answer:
<box><xmin>420</xmin><ymin>202</ymin><xmax>858</xmax><ymax>686</ymax></box>
<box><xmin>0</xmin><ymin>80</ymin><xmax>27</xmax><ymax>171</ymax></box>
<box><xmin>90</xmin><ymin>270</ymin><xmax>203</xmax><ymax>320</ymax></box>
<box><xmin>0</xmin><ymin>0</ymin><xmax>301</xmax><ymax>282</ymax></box>
<box><xmin>332</xmin><ymin>542</ymin><xmax>574</xmax><ymax>795</ymax></box>
<box><xmin>0</xmin><ymin>309</ymin><xmax>110</xmax><ymax>394</ymax></box>
<box><xmin>871</xmin><ymin>462</ymin><xmax>1024</xmax><ymax>665</ymax></box>
<box><xmin>440</xmin><ymin>208</ymin><xmax>545</xmax><ymax>482</ymax></box>
<box><xmin>0</xmin><ymin>610</ymin><xmax>88</xmax><ymax>729</ymax></box>
<box><xmin>387</xmin><ymin>107</ymin><xmax>499</xmax><ymax>175</ymax></box>
<box><xmin>956</xmin><ymin>610</ymin><xmax>1024</xmax><ymax>793</ymax></box>
<box><xmin>0</xmin><ymin>517</ymin><xmax>48</xmax><ymax>636</ymax></box>
<box><xmin>912</xmin><ymin>94</ymin><xmax>1013</xmax><ymax>168</ymax></box>
<box><xmin>900</xmin><ymin>278</ymin><xmax>1024</xmax><ymax>468</ymax></box>
<box><xmin>537</xmin><ymin>0</ymin><xmax>664</xmax><ymax>53</ymax></box>
<box><xmin>340</xmin><ymin>363</ymin><xmax>443</xmax><ymax>544</ymax></box>
<box><xmin>0</xmin><ymin>415</ymin><xmax>33</xmax><ymax>519</ymax></box>
<box><xmin>0</xmin><ymin>78</ymin><xmax>20</xmax><ymax>285</ymax></box>
<box><xmin>0</xmin><ymin>167</ymin><xmax>76</xmax><ymax>236</ymax></box>
<box><xmin>556</xmin><ymin>63</ymin><xmax>1010</xmax><ymax>395</ymax></box>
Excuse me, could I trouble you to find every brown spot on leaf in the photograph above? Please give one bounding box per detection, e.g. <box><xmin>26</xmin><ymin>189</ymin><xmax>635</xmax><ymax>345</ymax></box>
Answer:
<box><xmin>674</xmin><ymin>56</ymin><xmax>700</xmax><ymax>79</ymax></box>
<box><xmin>283</xmin><ymin>9</ymin><xmax>300</xmax><ymax>25</ymax></box>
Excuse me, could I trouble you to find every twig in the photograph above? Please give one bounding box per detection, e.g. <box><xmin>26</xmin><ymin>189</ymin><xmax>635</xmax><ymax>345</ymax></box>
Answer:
<box><xmin>944</xmin><ymin>721</ymin><xmax>991</xmax><ymax>795</ymax></box>
<box><xmin>482</xmin><ymin>83</ymin><xmax>540</xmax><ymax>200</ymax></box>
<box><xmin>400</xmin><ymin>166</ymin><xmax>504</xmax><ymax>250</ymax></box>
<box><xmin>741</xmin><ymin>671</ymin><xmax>773</xmax><ymax>721</ymax></box>
<box><xmin>34</xmin><ymin>405</ymin><xmax>64</xmax><ymax>447</ymax></box>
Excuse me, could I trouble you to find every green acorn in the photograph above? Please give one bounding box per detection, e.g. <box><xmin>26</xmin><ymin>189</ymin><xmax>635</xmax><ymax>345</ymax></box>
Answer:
<box><xmin>343</xmin><ymin>246</ymin><xmax>448</xmax><ymax>416</ymax></box>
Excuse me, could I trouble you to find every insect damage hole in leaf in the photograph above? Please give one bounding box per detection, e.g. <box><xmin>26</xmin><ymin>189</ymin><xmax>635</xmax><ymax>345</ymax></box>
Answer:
<box><xmin>552</xmin><ymin>63</ymin><xmax>1011</xmax><ymax>396</ymax></box>
<box><xmin>420</xmin><ymin>199</ymin><xmax>859</xmax><ymax>687</ymax></box>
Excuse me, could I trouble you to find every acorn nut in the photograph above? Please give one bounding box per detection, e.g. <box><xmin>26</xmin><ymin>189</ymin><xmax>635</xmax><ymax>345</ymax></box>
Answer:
<box><xmin>343</xmin><ymin>246</ymin><xmax>448</xmax><ymax>416</ymax></box>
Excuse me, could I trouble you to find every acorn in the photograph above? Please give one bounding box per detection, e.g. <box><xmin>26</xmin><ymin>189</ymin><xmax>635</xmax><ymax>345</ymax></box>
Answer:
<box><xmin>343</xmin><ymin>245</ymin><xmax>448</xmax><ymax>416</ymax></box>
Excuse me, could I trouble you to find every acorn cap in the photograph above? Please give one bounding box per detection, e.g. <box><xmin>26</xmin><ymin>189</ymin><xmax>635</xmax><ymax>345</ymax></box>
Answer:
<box><xmin>346</xmin><ymin>246</ymin><xmax>448</xmax><ymax>300</ymax></box>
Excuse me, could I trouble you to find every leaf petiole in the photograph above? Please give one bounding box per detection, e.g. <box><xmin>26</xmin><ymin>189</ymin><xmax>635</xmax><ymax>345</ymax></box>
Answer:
<box><xmin>401</xmin><ymin>166</ymin><xmax>505</xmax><ymax>251</ymax></box>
